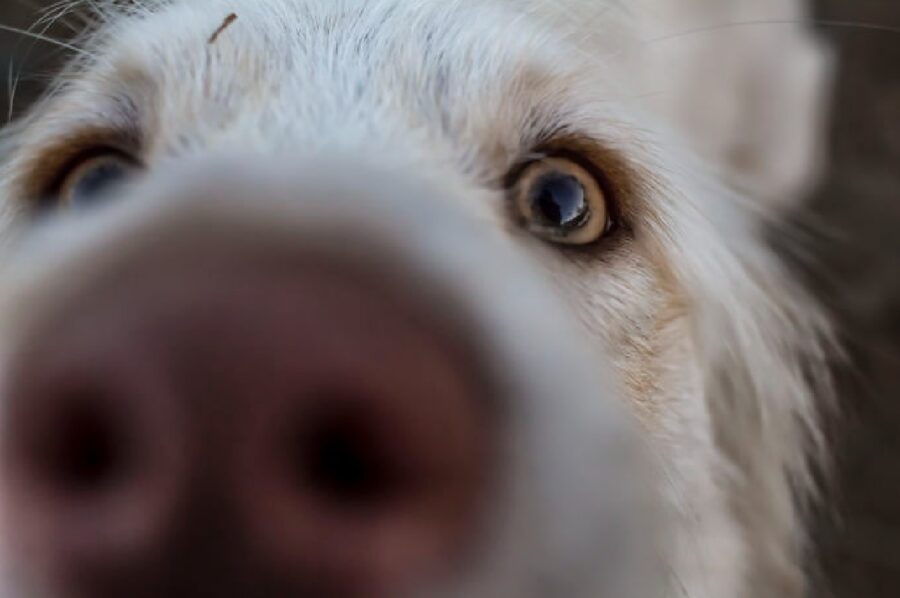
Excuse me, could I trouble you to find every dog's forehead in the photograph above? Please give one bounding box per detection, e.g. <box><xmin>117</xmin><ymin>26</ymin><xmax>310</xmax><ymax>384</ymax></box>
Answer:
<box><xmin>58</xmin><ymin>0</ymin><xmax>629</xmax><ymax>165</ymax></box>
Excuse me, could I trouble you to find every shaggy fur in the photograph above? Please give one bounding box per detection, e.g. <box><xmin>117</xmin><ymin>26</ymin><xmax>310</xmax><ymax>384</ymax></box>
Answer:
<box><xmin>0</xmin><ymin>1</ymin><xmax>834</xmax><ymax>597</ymax></box>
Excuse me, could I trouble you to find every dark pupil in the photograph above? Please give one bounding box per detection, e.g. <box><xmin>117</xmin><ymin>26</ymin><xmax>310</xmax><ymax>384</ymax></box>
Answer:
<box><xmin>69</xmin><ymin>161</ymin><xmax>129</xmax><ymax>207</ymax></box>
<box><xmin>530</xmin><ymin>173</ymin><xmax>588</xmax><ymax>229</ymax></box>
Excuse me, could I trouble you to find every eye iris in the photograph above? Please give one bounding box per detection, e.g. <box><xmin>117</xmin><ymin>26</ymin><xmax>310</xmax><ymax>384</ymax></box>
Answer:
<box><xmin>530</xmin><ymin>173</ymin><xmax>588</xmax><ymax>229</ymax></box>
<box><xmin>67</xmin><ymin>159</ymin><xmax>132</xmax><ymax>208</ymax></box>
<box><xmin>511</xmin><ymin>156</ymin><xmax>610</xmax><ymax>246</ymax></box>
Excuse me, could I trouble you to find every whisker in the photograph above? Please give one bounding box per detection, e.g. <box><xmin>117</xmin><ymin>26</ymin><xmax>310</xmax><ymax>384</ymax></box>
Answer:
<box><xmin>601</xmin><ymin>17</ymin><xmax>900</xmax><ymax>64</ymax></box>
<box><xmin>35</xmin><ymin>7</ymin><xmax>85</xmax><ymax>35</ymax></box>
<box><xmin>0</xmin><ymin>23</ymin><xmax>87</xmax><ymax>55</ymax></box>
<box><xmin>13</xmin><ymin>0</ymin><xmax>83</xmax><ymax>34</ymax></box>
<box><xmin>2</xmin><ymin>1</ymin><xmax>96</xmax><ymax>120</ymax></box>
<box><xmin>646</xmin><ymin>18</ymin><xmax>900</xmax><ymax>47</ymax></box>
<box><xmin>7</xmin><ymin>59</ymin><xmax>21</xmax><ymax>124</ymax></box>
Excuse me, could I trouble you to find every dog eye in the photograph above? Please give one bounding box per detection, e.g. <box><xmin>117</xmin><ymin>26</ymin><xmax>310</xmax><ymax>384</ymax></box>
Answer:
<box><xmin>511</xmin><ymin>157</ymin><xmax>610</xmax><ymax>245</ymax></box>
<box><xmin>55</xmin><ymin>153</ymin><xmax>139</xmax><ymax>209</ymax></box>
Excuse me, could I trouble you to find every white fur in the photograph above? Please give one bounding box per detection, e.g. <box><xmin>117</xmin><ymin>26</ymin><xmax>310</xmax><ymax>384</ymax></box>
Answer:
<box><xmin>0</xmin><ymin>1</ymin><xmax>834</xmax><ymax>597</ymax></box>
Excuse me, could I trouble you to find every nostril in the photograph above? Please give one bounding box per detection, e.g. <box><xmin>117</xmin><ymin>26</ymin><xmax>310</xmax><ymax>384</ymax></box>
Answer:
<box><xmin>1</xmin><ymin>348</ymin><xmax>185</xmax><ymax>524</ymax></box>
<box><xmin>31</xmin><ymin>390</ymin><xmax>132</xmax><ymax>497</ymax></box>
<box><xmin>1</xmin><ymin>345</ymin><xmax>188</xmax><ymax>593</ymax></box>
<box><xmin>241</xmin><ymin>378</ymin><xmax>490</xmax><ymax>597</ymax></box>
<box><xmin>291</xmin><ymin>399</ymin><xmax>406</xmax><ymax>510</ymax></box>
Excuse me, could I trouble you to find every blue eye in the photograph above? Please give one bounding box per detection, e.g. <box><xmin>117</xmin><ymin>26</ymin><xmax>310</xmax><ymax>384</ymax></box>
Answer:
<box><xmin>513</xmin><ymin>157</ymin><xmax>610</xmax><ymax>245</ymax></box>
<box><xmin>58</xmin><ymin>154</ymin><xmax>139</xmax><ymax>209</ymax></box>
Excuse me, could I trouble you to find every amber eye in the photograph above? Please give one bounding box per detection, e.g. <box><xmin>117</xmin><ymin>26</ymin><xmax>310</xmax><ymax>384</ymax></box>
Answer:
<box><xmin>55</xmin><ymin>153</ymin><xmax>139</xmax><ymax>209</ymax></box>
<box><xmin>511</xmin><ymin>157</ymin><xmax>610</xmax><ymax>245</ymax></box>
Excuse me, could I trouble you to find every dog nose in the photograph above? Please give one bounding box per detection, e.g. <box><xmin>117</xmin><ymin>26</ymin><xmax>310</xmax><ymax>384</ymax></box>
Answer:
<box><xmin>0</xmin><ymin>249</ymin><xmax>491</xmax><ymax>597</ymax></box>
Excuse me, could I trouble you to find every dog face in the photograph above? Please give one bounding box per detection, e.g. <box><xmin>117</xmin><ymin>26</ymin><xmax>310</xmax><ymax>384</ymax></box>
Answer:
<box><xmin>0</xmin><ymin>1</ymin><xmax>833</xmax><ymax>597</ymax></box>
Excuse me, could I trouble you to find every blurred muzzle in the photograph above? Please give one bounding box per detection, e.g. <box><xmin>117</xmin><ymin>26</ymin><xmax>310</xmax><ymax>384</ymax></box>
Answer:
<box><xmin>0</xmin><ymin>158</ymin><xmax>658</xmax><ymax>598</ymax></box>
<box><xmin>3</xmin><ymin>250</ymin><xmax>490</xmax><ymax>597</ymax></box>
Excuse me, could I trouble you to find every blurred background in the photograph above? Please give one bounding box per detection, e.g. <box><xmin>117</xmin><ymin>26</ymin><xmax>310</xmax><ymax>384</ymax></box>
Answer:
<box><xmin>0</xmin><ymin>1</ymin><xmax>898</xmax><ymax>596</ymax></box>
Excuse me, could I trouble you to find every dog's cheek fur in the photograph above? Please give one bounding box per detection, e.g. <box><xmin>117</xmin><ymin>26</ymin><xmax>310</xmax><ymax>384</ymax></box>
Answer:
<box><xmin>520</xmin><ymin>60</ymin><xmax>833</xmax><ymax>592</ymax></box>
<box><xmin>632</xmin><ymin>154</ymin><xmax>832</xmax><ymax>597</ymax></box>
<box><xmin>532</xmin><ymin>243</ymin><xmax>749</xmax><ymax>596</ymax></box>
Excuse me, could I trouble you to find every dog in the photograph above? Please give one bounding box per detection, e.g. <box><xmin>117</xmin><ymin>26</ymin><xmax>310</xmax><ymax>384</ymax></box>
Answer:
<box><xmin>0</xmin><ymin>1</ymin><xmax>834</xmax><ymax>597</ymax></box>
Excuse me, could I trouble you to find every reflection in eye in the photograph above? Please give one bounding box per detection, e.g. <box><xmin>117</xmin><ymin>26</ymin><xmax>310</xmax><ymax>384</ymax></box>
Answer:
<box><xmin>511</xmin><ymin>156</ymin><xmax>610</xmax><ymax>246</ymax></box>
<box><xmin>531</xmin><ymin>172</ymin><xmax>589</xmax><ymax>229</ymax></box>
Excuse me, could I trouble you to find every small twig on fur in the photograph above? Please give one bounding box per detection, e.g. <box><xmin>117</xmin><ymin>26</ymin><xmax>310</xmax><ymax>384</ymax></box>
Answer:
<box><xmin>208</xmin><ymin>13</ymin><xmax>238</xmax><ymax>45</ymax></box>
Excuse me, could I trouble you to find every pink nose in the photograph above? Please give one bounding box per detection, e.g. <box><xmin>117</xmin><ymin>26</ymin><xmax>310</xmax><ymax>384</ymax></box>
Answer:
<box><xmin>1</xmin><ymin>250</ymin><xmax>491</xmax><ymax>598</ymax></box>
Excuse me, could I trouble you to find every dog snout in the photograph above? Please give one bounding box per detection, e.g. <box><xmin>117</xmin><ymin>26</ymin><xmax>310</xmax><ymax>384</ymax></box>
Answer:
<box><xmin>0</xmin><ymin>243</ymin><xmax>492</xmax><ymax>597</ymax></box>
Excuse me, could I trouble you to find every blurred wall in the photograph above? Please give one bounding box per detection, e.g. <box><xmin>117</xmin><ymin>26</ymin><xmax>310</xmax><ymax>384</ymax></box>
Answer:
<box><xmin>804</xmin><ymin>2</ymin><xmax>900</xmax><ymax>597</ymax></box>
<box><xmin>1</xmin><ymin>2</ymin><xmax>899</xmax><ymax>597</ymax></box>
